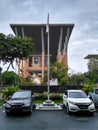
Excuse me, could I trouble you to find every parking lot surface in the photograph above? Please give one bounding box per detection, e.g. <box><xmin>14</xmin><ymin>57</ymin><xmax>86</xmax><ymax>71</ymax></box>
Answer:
<box><xmin>0</xmin><ymin>106</ymin><xmax>98</xmax><ymax>130</ymax></box>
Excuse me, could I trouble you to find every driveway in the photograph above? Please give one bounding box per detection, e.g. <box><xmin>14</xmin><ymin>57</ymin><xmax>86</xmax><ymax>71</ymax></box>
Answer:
<box><xmin>0</xmin><ymin>106</ymin><xmax>98</xmax><ymax>130</ymax></box>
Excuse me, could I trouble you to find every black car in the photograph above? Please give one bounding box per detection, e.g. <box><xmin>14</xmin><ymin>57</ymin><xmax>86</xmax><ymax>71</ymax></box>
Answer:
<box><xmin>5</xmin><ymin>90</ymin><xmax>34</xmax><ymax>115</ymax></box>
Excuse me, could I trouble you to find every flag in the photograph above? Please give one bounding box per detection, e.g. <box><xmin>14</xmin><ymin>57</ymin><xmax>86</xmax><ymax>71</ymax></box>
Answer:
<box><xmin>46</xmin><ymin>13</ymin><xmax>49</xmax><ymax>33</ymax></box>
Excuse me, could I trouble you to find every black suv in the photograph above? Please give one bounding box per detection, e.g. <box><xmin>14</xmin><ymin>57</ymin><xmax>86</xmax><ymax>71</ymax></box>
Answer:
<box><xmin>5</xmin><ymin>90</ymin><xmax>34</xmax><ymax>115</ymax></box>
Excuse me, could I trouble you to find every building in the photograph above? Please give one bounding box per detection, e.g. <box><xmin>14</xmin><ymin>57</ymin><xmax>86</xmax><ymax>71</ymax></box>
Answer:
<box><xmin>85</xmin><ymin>54</ymin><xmax>98</xmax><ymax>72</ymax></box>
<box><xmin>10</xmin><ymin>24</ymin><xmax>74</xmax><ymax>82</ymax></box>
<box><xmin>85</xmin><ymin>54</ymin><xmax>98</xmax><ymax>59</ymax></box>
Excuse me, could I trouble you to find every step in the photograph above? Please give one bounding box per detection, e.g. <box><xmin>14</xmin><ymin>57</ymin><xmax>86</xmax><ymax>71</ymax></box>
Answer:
<box><xmin>35</xmin><ymin>104</ymin><xmax>62</xmax><ymax>110</ymax></box>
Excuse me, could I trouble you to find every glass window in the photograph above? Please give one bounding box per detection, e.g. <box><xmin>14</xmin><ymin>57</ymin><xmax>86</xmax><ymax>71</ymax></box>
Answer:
<box><xmin>95</xmin><ymin>89</ymin><xmax>98</xmax><ymax>94</ymax></box>
<box><xmin>69</xmin><ymin>91</ymin><xmax>87</xmax><ymax>98</ymax></box>
<box><xmin>29</xmin><ymin>56</ymin><xmax>32</xmax><ymax>67</ymax></box>
<box><xmin>34</xmin><ymin>57</ymin><xmax>39</xmax><ymax>64</ymax></box>
<box><xmin>11</xmin><ymin>91</ymin><xmax>31</xmax><ymax>99</ymax></box>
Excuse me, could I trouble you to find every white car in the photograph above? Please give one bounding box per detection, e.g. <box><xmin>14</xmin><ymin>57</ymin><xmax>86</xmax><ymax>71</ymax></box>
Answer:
<box><xmin>63</xmin><ymin>90</ymin><xmax>95</xmax><ymax>115</ymax></box>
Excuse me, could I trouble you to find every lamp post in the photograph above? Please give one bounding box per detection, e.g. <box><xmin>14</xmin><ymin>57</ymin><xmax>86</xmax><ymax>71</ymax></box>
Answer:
<box><xmin>0</xmin><ymin>67</ymin><xmax>2</xmax><ymax>87</ymax></box>
<box><xmin>47</xmin><ymin>13</ymin><xmax>50</xmax><ymax>101</ymax></box>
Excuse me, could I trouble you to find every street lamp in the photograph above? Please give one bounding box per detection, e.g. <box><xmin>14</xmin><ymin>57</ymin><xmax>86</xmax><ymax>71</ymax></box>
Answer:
<box><xmin>0</xmin><ymin>67</ymin><xmax>2</xmax><ymax>87</ymax></box>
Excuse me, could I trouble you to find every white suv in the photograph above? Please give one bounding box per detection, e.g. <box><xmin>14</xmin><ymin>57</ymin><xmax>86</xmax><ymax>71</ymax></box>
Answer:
<box><xmin>63</xmin><ymin>90</ymin><xmax>95</xmax><ymax>115</ymax></box>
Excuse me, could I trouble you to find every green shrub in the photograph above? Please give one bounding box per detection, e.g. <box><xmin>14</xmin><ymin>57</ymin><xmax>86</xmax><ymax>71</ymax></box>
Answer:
<box><xmin>34</xmin><ymin>92</ymin><xmax>62</xmax><ymax>100</ymax></box>
<box><xmin>60</xmin><ymin>78</ymin><xmax>68</xmax><ymax>85</ymax></box>
<box><xmin>50</xmin><ymin>93</ymin><xmax>62</xmax><ymax>100</ymax></box>
<box><xmin>2</xmin><ymin>86</ymin><xmax>20</xmax><ymax>100</ymax></box>
<box><xmin>19</xmin><ymin>81</ymin><xmax>34</xmax><ymax>86</ymax></box>
<box><xmin>0</xmin><ymin>100</ymin><xmax>5</xmax><ymax>106</ymax></box>
<box><xmin>34</xmin><ymin>92</ymin><xmax>47</xmax><ymax>100</ymax></box>
<box><xmin>82</xmin><ymin>83</ymin><xmax>97</xmax><ymax>94</ymax></box>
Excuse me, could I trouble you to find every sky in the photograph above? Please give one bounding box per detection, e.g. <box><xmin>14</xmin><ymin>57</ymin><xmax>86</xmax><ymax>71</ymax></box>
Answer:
<box><xmin>0</xmin><ymin>0</ymin><xmax>98</xmax><ymax>74</ymax></box>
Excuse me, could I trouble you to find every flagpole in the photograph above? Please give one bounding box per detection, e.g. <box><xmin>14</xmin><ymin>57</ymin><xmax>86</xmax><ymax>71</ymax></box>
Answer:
<box><xmin>47</xmin><ymin>13</ymin><xmax>50</xmax><ymax>101</ymax></box>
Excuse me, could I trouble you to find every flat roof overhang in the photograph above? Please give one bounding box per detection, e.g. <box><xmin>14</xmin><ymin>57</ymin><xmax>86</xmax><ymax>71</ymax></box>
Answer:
<box><xmin>84</xmin><ymin>54</ymin><xmax>98</xmax><ymax>59</ymax></box>
<box><xmin>10</xmin><ymin>23</ymin><xmax>74</xmax><ymax>62</ymax></box>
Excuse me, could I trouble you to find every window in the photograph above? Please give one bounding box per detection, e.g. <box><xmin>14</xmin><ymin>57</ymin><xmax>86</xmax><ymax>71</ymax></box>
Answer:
<box><xmin>29</xmin><ymin>56</ymin><xmax>32</xmax><ymax>67</ymax></box>
<box><xmin>34</xmin><ymin>57</ymin><xmax>39</xmax><ymax>64</ymax></box>
<box><xmin>33</xmin><ymin>56</ymin><xmax>40</xmax><ymax>66</ymax></box>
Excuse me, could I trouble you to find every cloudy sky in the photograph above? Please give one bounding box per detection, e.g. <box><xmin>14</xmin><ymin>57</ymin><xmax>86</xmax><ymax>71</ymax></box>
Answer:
<box><xmin>0</xmin><ymin>0</ymin><xmax>98</xmax><ymax>73</ymax></box>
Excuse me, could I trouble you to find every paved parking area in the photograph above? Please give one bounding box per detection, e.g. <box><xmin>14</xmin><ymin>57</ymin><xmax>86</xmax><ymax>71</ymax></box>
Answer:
<box><xmin>0</xmin><ymin>106</ymin><xmax>98</xmax><ymax>130</ymax></box>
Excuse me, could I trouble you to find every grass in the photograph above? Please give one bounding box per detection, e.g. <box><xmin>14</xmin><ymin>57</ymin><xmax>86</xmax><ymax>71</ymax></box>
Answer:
<box><xmin>53</xmin><ymin>100</ymin><xmax>62</xmax><ymax>104</ymax></box>
<box><xmin>34</xmin><ymin>99</ymin><xmax>62</xmax><ymax>104</ymax></box>
<box><xmin>0</xmin><ymin>100</ymin><xmax>5</xmax><ymax>106</ymax></box>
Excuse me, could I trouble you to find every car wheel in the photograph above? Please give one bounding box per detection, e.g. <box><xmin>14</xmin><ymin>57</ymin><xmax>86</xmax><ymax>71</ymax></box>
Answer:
<box><xmin>62</xmin><ymin>104</ymin><xmax>65</xmax><ymax>108</ymax></box>
<box><xmin>90</xmin><ymin>112</ymin><xmax>94</xmax><ymax>116</ymax></box>
<box><xmin>5</xmin><ymin>112</ymin><xmax>11</xmax><ymax>116</ymax></box>
<box><xmin>33</xmin><ymin>104</ymin><xmax>36</xmax><ymax>110</ymax></box>
<box><xmin>66</xmin><ymin>104</ymin><xmax>71</xmax><ymax>115</ymax></box>
<box><xmin>29</xmin><ymin>106</ymin><xmax>32</xmax><ymax>114</ymax></box>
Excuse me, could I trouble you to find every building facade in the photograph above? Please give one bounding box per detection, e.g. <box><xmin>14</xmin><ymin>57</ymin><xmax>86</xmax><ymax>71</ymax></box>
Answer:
<box><xmin>10</xmin><ymin>24</ymin><xmax>74</xmax><ymax>82</ymax></box>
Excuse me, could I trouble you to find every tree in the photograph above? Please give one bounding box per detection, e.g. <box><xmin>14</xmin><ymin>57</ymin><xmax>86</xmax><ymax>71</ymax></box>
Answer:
<box><xmin>0</xmin><ymin>67</ymin><xmax>2</xmax><ymax>72</ymax></box>
<box><xmin>2</xmin><ymin>71</ymin><xmax>19</xmax><ymax>86</ymax></box>
<box><xmin>68</xmin><ymin>73</ymin><xmax>85</xmax><ymax>85</ymax></box>
<box><xmin>0</xmin><ymin>67</ymin><xmax>2</xmax><ymax>86</ymax></box>
<box><xmin>0</xmin><ymin>33</ymin><xmax>34</xmax><ymax>70</ymax></box>
<box><xmin>87</xmin><ymin>58</ymin><xmax>98</xmax><ymax>84</ymax></box>
<box><xmin>88</xmin><ymin>58</ymin><xmax>98</xmax><ymax>72</ymax></box>
<box><xmin>50</xmin><ymin>62</ymin><xmax>68</xmax><ymax>85</ymax></box>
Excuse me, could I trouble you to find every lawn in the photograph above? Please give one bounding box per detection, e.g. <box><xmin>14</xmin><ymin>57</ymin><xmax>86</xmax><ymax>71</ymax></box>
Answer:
<box><xmin>0</xmin><ymin>100</ymin><xmax>5</xmax><ymax>106</ymax></box>
<box><xmin>34</xmin><ymin>99</ymin><xmax>62</xmax><ymax>104</ymax></box>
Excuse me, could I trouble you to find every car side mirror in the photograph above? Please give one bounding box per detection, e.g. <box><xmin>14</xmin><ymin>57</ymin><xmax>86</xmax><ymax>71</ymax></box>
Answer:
<box><xmin>64</xmin><ymin>95</ymin><xmax>67</xmax><ymax>98</ymax></box>
<box><xmin>32</xmin><ymin>95</ymin><xmax>35</xmax><ymax>99</ymax></box>
<box><xmin>9</xmin><ymin>95</ymin><xmax>11</xmax><ymax>98</ymax></box>
<box><xmin>88</xmin><ymin>95</ymin><xmax>92</xmax><ymax>99</ymax></box>
<box><xmin>88</xmin><ymin>95</ymin><xmax>90</xmax><ymax>98</ymax></box>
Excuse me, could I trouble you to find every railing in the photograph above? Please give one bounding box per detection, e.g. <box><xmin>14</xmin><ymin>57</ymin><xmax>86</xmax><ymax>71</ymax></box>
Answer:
<box><xmin>19</xmin><ymin>85</ymin><xmax>83</xmax><ymax>93</ymax></box>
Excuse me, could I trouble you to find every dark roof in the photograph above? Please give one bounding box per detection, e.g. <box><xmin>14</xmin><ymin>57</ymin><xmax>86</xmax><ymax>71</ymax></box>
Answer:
<box><xmin>10</xmin><ymin>23</ymin><xmax>74</xmax><ymax>62</ymax></box>
<box><xmin>84</xmin><ymin>54</ymin><xmax>98</xmax><ymax>59</ymax></box>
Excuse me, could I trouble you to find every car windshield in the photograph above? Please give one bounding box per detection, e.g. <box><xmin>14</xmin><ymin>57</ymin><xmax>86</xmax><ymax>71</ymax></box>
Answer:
<box><xmin>11</xmin><ymin>91</ymin><xmax>31</xmax><ymax>99</ymax></box>
<box><xmin>95</xmin><ymin>89</ymin><xmax>98</xmax><ymax>94</ymax></box>
<box><xmin>69</xmin><ymin>91</ymin><xmax>87</xmax><ymax>98</ymax></box>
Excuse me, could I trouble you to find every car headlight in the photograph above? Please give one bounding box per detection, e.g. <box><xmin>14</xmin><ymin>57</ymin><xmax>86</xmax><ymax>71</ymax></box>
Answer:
<box><xmin>69</xmin><ymin>101</ymin><xmax>76</xmax><ymax>105</ymax></box>
<box><xmin>5</xmin><ymin>103</ymin><xmax>11</xmax><ymax>108</ymax></box>
<box><xmin>23</xmin><ymin>101</ymin><xmax>31</xmax><ymax>107</ymax></box>
<box><xmin>89</xmin><ymin>101</ymin><xmax>94</xmax><ymax>105</ymax></box>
